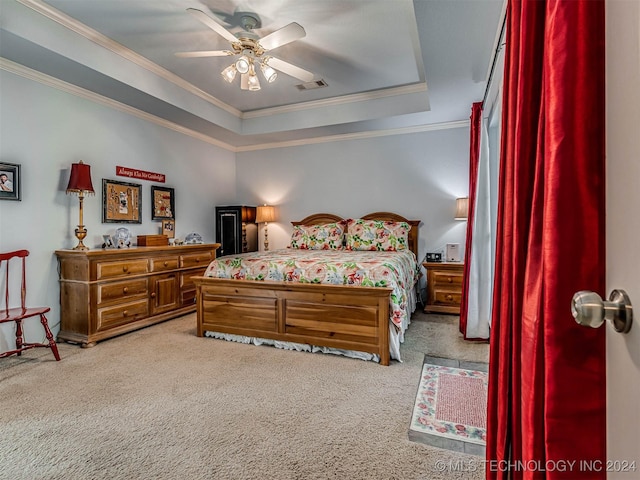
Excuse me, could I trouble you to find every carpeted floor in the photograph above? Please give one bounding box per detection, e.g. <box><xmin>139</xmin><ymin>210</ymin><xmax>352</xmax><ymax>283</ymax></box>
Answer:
<box><xmin>0</xmin><ymin>310</ymin><xmax>489</xmax><ymax>480</ymax></box>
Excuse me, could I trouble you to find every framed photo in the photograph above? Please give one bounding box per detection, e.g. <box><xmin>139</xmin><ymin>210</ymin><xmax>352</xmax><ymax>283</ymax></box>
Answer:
<box><xmin>102</xmin><ymin>179</ymin><xmax>142</xmax><ymax>224</ymax></box>
<box><xmin>0</xmin><ymin>163</ymin><xmax>21</xmax><ymax>201</ymax></box>
<box><xmin>151</xmin><ymin>185</ymin><xmax>175</xmax><ymax>220</ymax></box>
<box><xmin>162</xmin><ymin>219</ymin><xmax>175</xmax><ymax>238</ymax></box>
<box><xmin>102</xmin><ymin>234</ymin><xmax>114</xmax><ymax>249</ymax></box>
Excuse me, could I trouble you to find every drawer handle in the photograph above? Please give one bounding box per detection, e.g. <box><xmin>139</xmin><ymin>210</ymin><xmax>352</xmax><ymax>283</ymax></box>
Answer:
<box><xmin>123</xmin><ymin>287</ymin><xmax>129</xmax><ymax>294</ymax></box>
<box><xmin>195</xmin><ymin>258</ymin><xmax>200</xmax><ymax>263</ymax></box>
<box><xmin>123</xmin><ymin>266</ymin><xmax>129</xmax><ymax>272</ymax></box>
<box><xmin>164</xmin><ymin>261</ymin><xmax>169</xmax><ymax>267</ymax></box>
<box><xmin>123</xmin><ymin>310</ymin><xmax>128</xmax><ymax>317</ymax></box>
<box><xmin>151</xmin><ymin>292</ymin><xmax>156</xmax><ymax>298</ymax></box>
<box><xmin>447</xmin><ymin>295</ymin><xmax>454</xmax><ymax>301</ymax></box>
<box><xmin>447</xmin><ymin>277</ymin><xmax>453</xmax><ymax>283</ymax></box>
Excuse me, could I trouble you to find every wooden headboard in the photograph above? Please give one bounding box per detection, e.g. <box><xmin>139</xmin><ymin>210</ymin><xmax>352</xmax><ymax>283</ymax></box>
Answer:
<box><xmin>292</xmin><ymin>212</ymin><xmax>421</xmax><ymax>258</ymax></box>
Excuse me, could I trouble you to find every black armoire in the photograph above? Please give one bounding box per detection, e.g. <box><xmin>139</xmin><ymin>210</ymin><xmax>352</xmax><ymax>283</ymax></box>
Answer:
<box><xmin>215</xmin><ymin>206</ymin><xmax>258</xmax><ymax>257</ymax></box>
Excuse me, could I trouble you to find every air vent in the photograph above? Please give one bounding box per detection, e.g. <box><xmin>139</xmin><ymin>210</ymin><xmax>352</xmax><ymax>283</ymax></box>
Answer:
<box><xmin>296</xmin><ymin>79</ymin><xmax>328</xmax><ymax>90</ymax></box>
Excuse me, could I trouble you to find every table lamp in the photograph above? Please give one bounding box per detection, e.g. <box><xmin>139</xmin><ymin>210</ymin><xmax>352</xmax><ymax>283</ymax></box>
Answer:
<box><xmin>66</xmin><ymin>160</ymin><xmax>95</xmax><ymax>250</ymax></box>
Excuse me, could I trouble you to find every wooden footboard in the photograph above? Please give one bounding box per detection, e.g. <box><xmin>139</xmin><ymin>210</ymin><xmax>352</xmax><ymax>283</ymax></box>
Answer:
<box><xmin>193</xmin><ymin>277</ymin><xmax>392</xmax><ymax>365</ymax></box>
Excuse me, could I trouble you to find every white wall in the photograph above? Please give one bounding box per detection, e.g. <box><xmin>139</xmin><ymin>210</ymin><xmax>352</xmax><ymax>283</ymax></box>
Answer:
<box><xmin>235</xmin><ymin>127</ymin><xmax>470</xmax><ymax>263</ymax></box>
<box><xmin>0</xmin><ymin>70</ymin><xmax>236</xmax><ymax>352</ymax></box>
<box><xmin>605</xmin><ymin>0</ymin><xmax>640</xmax><ymax>473</ymax></box>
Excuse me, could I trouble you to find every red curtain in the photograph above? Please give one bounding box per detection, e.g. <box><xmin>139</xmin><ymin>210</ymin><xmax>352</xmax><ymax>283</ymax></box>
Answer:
<box><xmin>486</xmin><ymin>1</ymin><xmax>606</xmax><ymax>479</ymax></box>
<box><xmin>459</xmin><ymin>102</ymin><xmax>483</xmax><ymax>339</ymax></box>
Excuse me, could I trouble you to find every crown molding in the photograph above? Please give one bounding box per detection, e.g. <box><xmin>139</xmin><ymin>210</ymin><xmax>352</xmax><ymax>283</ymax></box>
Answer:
<box><xmin>0</xmin><ymin>57</ymin><xmax>237</xmax><ymax>152</ymax></box>
<box><xmin>15</xmin><ymin>0</ymin><xmax>242</xmax><ymax>117</ymax></box>
<box><xmin>3</xmin><ymin>56</ymin><xmax>467</xmax><ymax>153</ymax></box>
<box><xmin>235</xmin><ymin>120</ymin><xmax>469</xmax><ymax>152</ymax></box>
<box><xmin>242</xmin><ymin>83</ymin><xmax>429</xmax><ymax>119</ymax></box>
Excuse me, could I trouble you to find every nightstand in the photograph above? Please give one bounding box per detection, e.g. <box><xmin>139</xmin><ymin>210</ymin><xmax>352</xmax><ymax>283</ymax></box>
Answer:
<box><xmin>422</xmin><ymin>262</ymin><xmax>465</xmax><ymax>315</ymax></box>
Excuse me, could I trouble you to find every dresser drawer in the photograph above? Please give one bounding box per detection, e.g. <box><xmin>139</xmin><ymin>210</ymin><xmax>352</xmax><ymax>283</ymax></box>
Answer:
<box><xmin>180</xmin><ymin>268</ymin><xmax>207</xmax><ymax>290</ymax></box>
<box><xmin>180</xmin><ymin>268</ymin><xmax>207</xmax><ymax>305</ymax></box>
<box><xmin>180</xmin><ymin>251</ymin><xmax>213</xmax><ymax>268</ymax></box>
<box><xmin>97</xmin><ymin>279</ymin><xmax>148</xmax><ymax>304</ymax></box>
<box><xmin>432</xmin><ymin>271</ymin><xmax>463</xmax><ymax>287</ymax></box>
<box><xmin>151</xmin><ymin>256</ymin><xmax>179</xmax><ymax>272</ymax></box>
<box><xmin>97</xmin><ymin>259</ymin><xmax>149</xmax><ymax>279</ymax></box>
<box><xmin>96</xmin><ymin>299</ymin><xmax>149</xmax><ymax>331</ymax></box>
<box><xmin>434</xmin><ymin>290</ymin><xmax>462</xmax><ymax>306</ymax></box>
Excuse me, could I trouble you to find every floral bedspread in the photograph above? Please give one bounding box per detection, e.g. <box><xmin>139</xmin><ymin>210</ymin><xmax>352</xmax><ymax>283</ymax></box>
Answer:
<box><xmin>204</xmin><ymin>249</ymin><xmax>420</xmax><ymax>330</ymax></box>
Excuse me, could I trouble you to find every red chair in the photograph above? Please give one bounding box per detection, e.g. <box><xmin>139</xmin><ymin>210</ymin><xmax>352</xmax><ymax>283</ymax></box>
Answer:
<box><xmin>0</xmin><ymin>250</ymin><xmax>60</xmax><ymax>361</ymax></box>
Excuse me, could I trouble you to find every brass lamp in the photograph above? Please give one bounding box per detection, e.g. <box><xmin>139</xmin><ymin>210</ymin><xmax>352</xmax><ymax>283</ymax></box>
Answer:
<box><xmin>66</xmin><ymin>160</ymin><xmax>95</xmax><ymax>250</ymax></box>
<box><xmin>255</xmin><ymin>204</ymin><xmax>276</xmax><ymax>251</ymax></box>
<box><xmin>454</xmin><ymin>197</ymin><xmax>469</xmax><ymax>220</ymax></box>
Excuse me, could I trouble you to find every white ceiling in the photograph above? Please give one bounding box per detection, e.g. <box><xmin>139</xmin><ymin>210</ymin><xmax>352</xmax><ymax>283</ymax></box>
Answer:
<box><xmin>0</xmin><ymin>0</ymin><xmax>505</xmax><ymax>151</ymax></box>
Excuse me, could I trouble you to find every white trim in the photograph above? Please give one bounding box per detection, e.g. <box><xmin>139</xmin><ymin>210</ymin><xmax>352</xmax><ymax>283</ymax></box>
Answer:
<box><xmin>1</xmin><ymin>58</ymin><xmax>467</xmax><ymax>153</ymax></box>
<box><xmin>243</xmin><ymin>83</ymin><xmax>429</xmax><ymax>118</ymax></box>
<box><xmin>0</xmin><ymin>58</ymin><xmax>237</xmax><ymax>152</ymax></box>
<box><xmin>236</xmin><ymin>120</ymin><xmax>469</xmax><ymax>152</ymax></box>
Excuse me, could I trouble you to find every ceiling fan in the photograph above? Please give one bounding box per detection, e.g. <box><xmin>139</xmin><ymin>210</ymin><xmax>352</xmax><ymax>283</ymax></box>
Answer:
<box><xmin>176</xmin><ymin>8</ymin><xmax>315</xmax><ymax>91</ymax></box>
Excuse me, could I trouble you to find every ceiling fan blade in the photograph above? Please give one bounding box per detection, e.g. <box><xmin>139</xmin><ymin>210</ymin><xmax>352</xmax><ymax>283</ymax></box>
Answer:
<box><xmin>175</xmin><ymin>50</ymin><xmax>234</xmax><ymax>58</ymax></box>
<box><xmin>187</xmin><ymin>8</ymin><xmax>238</xmax><ymax>45</ymax></box>
<box><xmin>259</xmin><ymin>22</ymin><xmax>306</xmax><ymax>51</ymax></box>
<box><xmin>266</xmin><ymin>57</ymin><xmax>315</xmax><ymax>83</ymax></box>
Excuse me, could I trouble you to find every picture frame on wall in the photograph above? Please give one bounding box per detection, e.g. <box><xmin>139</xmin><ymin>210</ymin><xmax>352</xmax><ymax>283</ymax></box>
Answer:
<box><xmin>161</xmin><ymin>219</ymin><xmax>175</xmax><ymax>238</ymax></box>
<box><xmin>0</xmin><ymin>162</ymin><xmax>21</xmax><ymax>201</ymax></box>
<box><xmin>102</xmin><ymin>179</ymin><xmax>142</xmax><ymax>224</ymax></box>
<box><xmin>151</xmin><ymin>185</ymin><xmax>175</xmax><ymax>220</ymax></box>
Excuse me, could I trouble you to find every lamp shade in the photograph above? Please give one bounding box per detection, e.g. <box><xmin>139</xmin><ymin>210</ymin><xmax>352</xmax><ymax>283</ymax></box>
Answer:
<box><xmin>66</xmin><ymin>160</ymin><xmax>94</xmax><ymax>194</ymax></box>
<box><xmin>454</xmin><ymin>197</ymin><xmax>469</xmax><ymax>220</ymax></box>
<box><xmin>241</xmin><ymin>206</ymin><xmax>256</xmax><ymax>223</ymax></box>
<box><xmin>255</xmin><ymin>205</ymin><xmax>276</xmax><ymax>223</ymax></box>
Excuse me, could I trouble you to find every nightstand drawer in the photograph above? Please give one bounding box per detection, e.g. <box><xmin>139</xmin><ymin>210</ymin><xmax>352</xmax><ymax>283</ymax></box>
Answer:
<box><xmin>432</xmin><ymin>271</ymin><xmax>463</xmax><ymax>287</ymax></box>
<box><xmin>434</xmin><ymin>290</ymin><xmax>462</xmax><ymax>306</ymax></box>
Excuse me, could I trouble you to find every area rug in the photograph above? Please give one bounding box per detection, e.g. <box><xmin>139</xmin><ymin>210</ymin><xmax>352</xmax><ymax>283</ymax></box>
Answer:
<box><xmin>410</xmin><ymin>360</ymin><xmax>488</xmax><ymax>447</ymax></box>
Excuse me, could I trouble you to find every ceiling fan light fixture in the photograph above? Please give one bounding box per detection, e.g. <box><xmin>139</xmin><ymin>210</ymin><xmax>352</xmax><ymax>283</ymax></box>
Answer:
<box><xmin>235</xmin><ymin>53</ymin><xmax>251</xmax><ymax>74</ymax></box>
<box><xmin>221</xmin><ymin>64</ymin><xmax>237</xmax><ymax>83</ymax></box>
<box><xmin>248</xmin><ymin>76</ymin><xmax>261</xmax><ymax>91</ymax></box>
<box><xmin>260</xmin><ymin>61</ymin><xmax>278</xmax><ymax>83</ymax></box>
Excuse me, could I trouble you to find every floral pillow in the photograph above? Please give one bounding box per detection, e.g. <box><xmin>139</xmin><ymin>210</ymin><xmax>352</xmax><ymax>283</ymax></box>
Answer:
<box><xmin>345</xmin><ymin>219</ymin><xmax>410</xmax><ymax>251</ymax></box>
<box><xmin>289</xmin><ymin>221</ymin><xmax>346</xmax><ymax>250</ymax></box>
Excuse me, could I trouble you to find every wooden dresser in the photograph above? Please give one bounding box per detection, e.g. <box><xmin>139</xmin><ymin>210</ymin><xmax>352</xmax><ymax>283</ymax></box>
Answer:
<box><xmin>423</xmin><ymin>262</ymin><xmax>465</xmax><ymax>315</ymax></box>
<box><xmin>55</xmin><ymin>244</ymin><xmax>219</xmax><ymax>347</ymax></box>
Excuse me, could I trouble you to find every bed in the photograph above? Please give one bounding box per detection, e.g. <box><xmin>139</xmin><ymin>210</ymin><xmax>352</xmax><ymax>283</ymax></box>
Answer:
<box><xmin>193</xmin><ymin>212</ymin><xmax>421</xmax><ymax>365</ymax></box>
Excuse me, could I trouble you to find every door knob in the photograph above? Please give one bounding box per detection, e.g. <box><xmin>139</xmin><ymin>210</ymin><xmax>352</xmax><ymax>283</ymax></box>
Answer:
<box><xmin>571</xmin><ymin>289</ymin><xmax>633</xmax><ymax>333</ymax></box>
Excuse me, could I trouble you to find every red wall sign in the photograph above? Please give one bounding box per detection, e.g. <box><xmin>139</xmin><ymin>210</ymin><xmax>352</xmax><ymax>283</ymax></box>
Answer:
<box><xmin>116</xmin><ymin>166</ymin><xmax>165</xmax><ymax>183</ymax></box>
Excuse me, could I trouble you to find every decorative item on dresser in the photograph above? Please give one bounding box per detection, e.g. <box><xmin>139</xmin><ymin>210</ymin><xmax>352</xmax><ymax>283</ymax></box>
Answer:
<box><xmin>215</xmin><ymin>206</ymin><xmax>257</xmax><ymax>257</ymax></box>
<box><xmin>423</xmin><ymin>262</ymin><xmax>465</xmax><ymax>315</ymax></box>
<box><xmin>55</xmin><ymin>243</ymin><xmax>219</xmax><ymax>347</ymax></box>
<box><xmin>66</xmin><ymin>160</ymin><xmax>95</xmax><ymax>250</ymax></box>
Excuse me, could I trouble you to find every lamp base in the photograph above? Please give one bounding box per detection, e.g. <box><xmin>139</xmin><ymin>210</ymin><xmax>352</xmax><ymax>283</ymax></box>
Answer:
<box><xmin>73</xmin><ymin>225</ymin><xmax>89</xmax><ymax>251</ymax></box>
